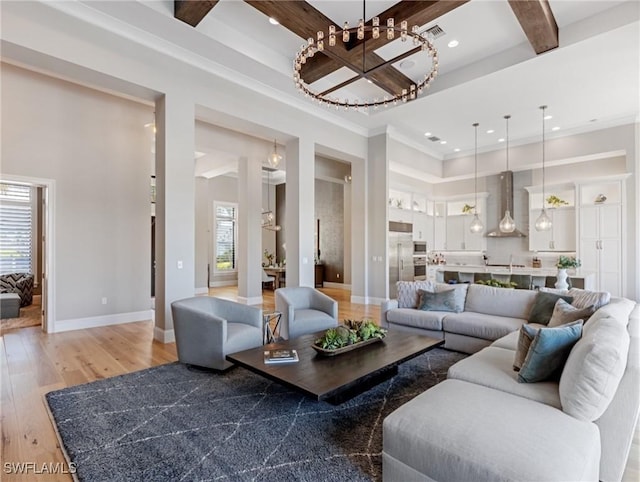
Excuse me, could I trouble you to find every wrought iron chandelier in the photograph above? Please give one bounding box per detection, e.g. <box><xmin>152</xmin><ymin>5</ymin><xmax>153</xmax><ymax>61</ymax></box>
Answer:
<box><xmin>293</xmin><ymin>3</ymin><xmax>438</xmax><ymax>110</ymax></box>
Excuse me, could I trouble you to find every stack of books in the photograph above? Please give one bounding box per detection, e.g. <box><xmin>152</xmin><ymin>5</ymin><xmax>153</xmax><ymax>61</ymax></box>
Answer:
<box><xmin>263</xmin><ymin>349</ymin><xmax>299</xmax><ymax>364</ymax></box>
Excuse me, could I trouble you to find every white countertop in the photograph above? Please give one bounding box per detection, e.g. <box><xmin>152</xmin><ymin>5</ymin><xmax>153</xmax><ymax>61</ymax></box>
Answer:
<box><xmin>434</xmin><ymin>264</ymin><xmax>591</xmax><ymax>278</ymax></box>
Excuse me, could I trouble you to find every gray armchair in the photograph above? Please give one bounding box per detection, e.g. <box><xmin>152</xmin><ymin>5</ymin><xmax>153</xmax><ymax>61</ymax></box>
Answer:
<box><xmin>171</xmin><ymin>296</ymin><xmax>263</xmax><ymax>371</ymax></box>
<box><xmin>275</xmin><ymin>287</ymin><xmax>338</xmax><ymax>340</ymax></box>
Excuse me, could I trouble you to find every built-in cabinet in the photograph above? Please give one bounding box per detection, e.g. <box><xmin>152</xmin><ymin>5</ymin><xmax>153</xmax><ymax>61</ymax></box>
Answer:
<box><xmin>526</xmin><ymin>184</ymin><xmax>576</xmax><ymax>252</ymax></box>
<box><xmin>578</xmin><ymin>179</ymin><xmax>625</xmax><ymax>297</ymax></box>
<box><xmin>389</xmin><ymin>190</ymin><xmax>487</xmax><ymax>252</ymax></box>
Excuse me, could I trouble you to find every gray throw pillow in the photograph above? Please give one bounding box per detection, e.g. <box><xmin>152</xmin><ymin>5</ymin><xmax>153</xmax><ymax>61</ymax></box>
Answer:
<box><xmin>417</xmin><ymin>289</ymin><xmax>459</xmax><ymax>312</ymax></box>
<box><xmin>518</xmin><ymin>320</ymin><xmax>584</xmax><ymax>383</ymax></box>
<box><xmin>548</xmin><ymin>299</ymin><xmax>596</xmax><ymax>328</ymax></box>
<box><xmin>435</xmin><ymin>282</ymin><xmax>468</xmax><ymax>313</ymax></box>
<box><xmin>528</xmin><ymin>291</ymin><xmax>574</xmax><ymax>325</ymax></box>
<box><xmin>513</xmin><ymin>326</ymin><xmax>535</xmax><ymax>372</ymax></box>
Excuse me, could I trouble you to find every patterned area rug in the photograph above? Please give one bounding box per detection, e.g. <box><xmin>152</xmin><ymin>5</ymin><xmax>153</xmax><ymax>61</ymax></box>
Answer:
<box><xmin>46</xmin><ymin>348</ymin><xmax>466</xmax><ymax>482</ymax></box>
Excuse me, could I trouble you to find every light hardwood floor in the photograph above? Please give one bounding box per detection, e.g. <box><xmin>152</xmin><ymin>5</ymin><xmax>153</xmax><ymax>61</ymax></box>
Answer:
<box><xmin>1</xmin><ymin>286</ymin><xmax>637</xmax><ymax>481</ymax></box>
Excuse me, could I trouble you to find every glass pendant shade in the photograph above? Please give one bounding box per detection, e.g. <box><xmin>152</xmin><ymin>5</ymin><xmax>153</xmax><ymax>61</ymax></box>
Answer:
<box><xmin>535</xmin><ymin>208</ymin><xmax>552</xmax><ymax>231</ymax></box>
<box><xmin>499</xmin><ymin>210</ymin><xmax>516</xmax><ymax>233</ymax></box>
<box><xmin>267</xmin><ymin>139</ymin><xmax>282</xmax><ymax>168</ymax></box>
<box><xmin>469</xmin><ymin>214</ymin><xmax>484</xmax><ymax>234</ymax></box>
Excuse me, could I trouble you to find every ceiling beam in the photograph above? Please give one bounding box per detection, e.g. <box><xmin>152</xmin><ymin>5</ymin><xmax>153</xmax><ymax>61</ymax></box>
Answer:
<box><xmin>175</xmin><ymin>1</ymin><xmax>218</xmax><ymax>27</ymax></box>
<box><xmin>244</xmin><ymin>0</ymin><xmax>414</xmax><ymax>96</ymax></box>
<box><xmin>508</xmin><ymin>0</ymin><xmax>558</xmax><ymax>54</ymax></box>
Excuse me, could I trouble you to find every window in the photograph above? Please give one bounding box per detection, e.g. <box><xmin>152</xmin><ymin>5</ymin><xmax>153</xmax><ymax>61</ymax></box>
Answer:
<box><xmin>0</xmin><ymin>183</ymin><xmax>33</xmax><ymax>274</ymax></box>
<box><xmin>214</xmin><ymin>202</ymin><xmax>237</xmax><ymax>272</ymax></box>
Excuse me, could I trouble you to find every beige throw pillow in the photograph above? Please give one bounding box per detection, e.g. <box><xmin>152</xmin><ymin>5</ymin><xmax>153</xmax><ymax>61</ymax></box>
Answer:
<box><xmin>548</xmin><ymin>299</ymin><xmax>596</xmax><ymax>328</ymax></box>
<box><xmin>513</xmin><ymin>325</ymin><xmax>535</xmax><ymax>372</ymax></box>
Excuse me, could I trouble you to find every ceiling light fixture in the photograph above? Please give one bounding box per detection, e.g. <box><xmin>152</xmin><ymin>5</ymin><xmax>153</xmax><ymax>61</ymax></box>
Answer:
<box><xmin>535</xmin><ymin>105</ymin><xmax>552</xmax><ymax>232</ymax></box>
<box><xmin>267</xmin><ymin>139</ymin><xmax>282</xmax><ymax>168</ymax></box>
<box><xmin>447</xmin><ymin>39</ymin><xmax>459</xmax><ymax>48</ymax></box>
<box><xmin>498</xmin><ymin>114</ymin><xmax>516</xmax><ymax>233</ymax></box>
<box><xmin>424</xmin><ymin>132</ymin><xmax>432</xmax><ymax>136</ymax></box>
<box><xmin>269</xmin><ymin>17</ymin><xmax>280</xmax><ymax>25</ymax></box>
<box><xmin>293</xmin><ymin>1</ymin><xmax>438</xmax><ymax>110</ymax></box>
<box><xmin>552</xmin><ymin>126</ymin><xmax>560</xmax><ymax>131</ymax></box>
<box><xmin>486</xmin><ymin>129</ymin><xmax>494</xmax><ymax>134</ymax></box>
<box><xmin>262</xmin><ymin>169</ymin><xmax>281</xmax><ymax>232</ymax></box>
<box><xmin>470</xmin><ymin>122</ymin><xmax>484</xmax><ymax>234</ymax></box>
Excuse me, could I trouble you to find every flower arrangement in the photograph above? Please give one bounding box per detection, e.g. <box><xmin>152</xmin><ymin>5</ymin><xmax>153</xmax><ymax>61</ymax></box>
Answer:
<box><xmin>546</xmin><ymin>195</ymin><xmax>569</xmax><ymax>208</ymax></box>
<box><xmin>557</xmin><ymin>255</ymin><xmax>581</xmax><ymax>269</ymax></box>
<box><xmin>263</xmin><ymin>249</ymin><xmax>274</xmax><ymax>266</ymax></box>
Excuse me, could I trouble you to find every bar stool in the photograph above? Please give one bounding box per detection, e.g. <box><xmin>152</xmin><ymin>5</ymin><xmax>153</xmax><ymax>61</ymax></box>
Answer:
<box><xmin>443</xmin><ymin>271</ymin><xmax>459</xmax><ymax>284</ymax></box>
<box><xmin>510</xmin><ymin>274</ymin><xmax>533</xmax><ymax>290</ymax></box>
<box><xmin>473</xmin><ymin>272</ymin><xmax>492</xmax><ymax>283</ymax></box>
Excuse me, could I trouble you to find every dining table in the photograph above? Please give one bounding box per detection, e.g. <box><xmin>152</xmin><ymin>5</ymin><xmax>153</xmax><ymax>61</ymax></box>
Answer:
<box><xmin>263</xmin><ymin>266</ymin><xmax>286</xmax><ymax>288</ymax></box>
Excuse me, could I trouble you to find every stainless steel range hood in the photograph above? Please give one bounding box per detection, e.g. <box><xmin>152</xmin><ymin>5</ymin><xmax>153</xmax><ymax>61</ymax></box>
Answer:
<box><xmin>486</xmin><ymin>170</ymin><xmax>527</xmax><ymax>238</ymax></box>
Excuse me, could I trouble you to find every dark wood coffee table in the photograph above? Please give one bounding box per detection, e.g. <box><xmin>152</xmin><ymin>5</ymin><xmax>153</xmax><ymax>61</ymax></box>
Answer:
<box><xmin>226</xmin><ymin>330</ymin><xmax>444</xmax><ymax>404</ymax></box>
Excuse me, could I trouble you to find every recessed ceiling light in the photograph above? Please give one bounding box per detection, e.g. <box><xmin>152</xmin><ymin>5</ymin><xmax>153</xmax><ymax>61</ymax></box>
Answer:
<box><xmin>447</xmin><ymin>40</ymin><xmax>459</xmax><ymax>48</ymax></box>
<box><xmin>486</xmin><ymin>129</ymin><xmax>494</xmax><ymax>134</ymax></box>
<box><xmin>544</xmin><ymin>115</ymin><xmax>553</xmax><ymax>120</ymax></box>
<box><xmin>399</xmin><ymin>60</ymin><xmax>415</xmax><ymax>69</ymax></box>
<box><xmin>367</xmin><ymin>79</ymin><xmax>373</xmax><ymax>84</ymax></box>
<box><xmin>454</xmin><ymin>148</ymin><xmax>460</xmax><ymax>152</ymax></box>
<box><xmin>440</xmin><ymin>140</ymin><xmax>447</xmax><ymax>145</ymax></box>
<box><xmin>424</xmin><ymin>132</ymin><xmax>432</xmax><ymax>136</ymax></box>
<box><xmin>498</xmin><ymin>138</ymin><xmax>505</xmax><ymax>143</ymax></box>
<box><xmin>552</xmin><ymin>126</ymin><xmax>560</xmax><ymax>131</ymax></box>
<box><xmin>269</xmin><ymin>17</ymin><xmax>280</xmax><ymax>25</ymax></box>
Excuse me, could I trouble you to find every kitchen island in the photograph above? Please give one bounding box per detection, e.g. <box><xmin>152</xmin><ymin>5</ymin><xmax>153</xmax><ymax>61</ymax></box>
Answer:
<box><xmin>435</xmin><ymin>265</ymin><xmax>596</xmax><ymax>290</ymax></box>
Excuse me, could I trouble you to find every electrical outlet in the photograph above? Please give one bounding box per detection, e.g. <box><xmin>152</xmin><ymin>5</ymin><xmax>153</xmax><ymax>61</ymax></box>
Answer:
<box><xmin>101</xmin><ymin>297</ymin><xmax>107</xmax><ymax>305</ymax></box>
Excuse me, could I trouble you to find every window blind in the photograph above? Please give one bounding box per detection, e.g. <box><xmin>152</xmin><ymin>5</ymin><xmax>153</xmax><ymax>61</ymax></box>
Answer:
<box><xmin>0</xmin><ymin>183</ymin><xmax>33</xmax><ymax>274</ymax></box>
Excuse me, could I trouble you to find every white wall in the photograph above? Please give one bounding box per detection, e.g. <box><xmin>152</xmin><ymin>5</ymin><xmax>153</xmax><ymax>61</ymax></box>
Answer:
<box><xmin>1</xmin><ymin>64</ymin><xmax>152</xmax><ymax>321</ymax></box>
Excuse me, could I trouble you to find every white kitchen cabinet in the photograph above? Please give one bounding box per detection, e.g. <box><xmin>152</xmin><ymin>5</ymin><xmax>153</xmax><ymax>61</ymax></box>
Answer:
<box><xmin>433</xmin><ymin>202</ymin><xmax>446</xmax><ymax>250</ymax></box>
<box><xmin>413</xmin><ymin>212</ymin><xmax>428</xmax><ymax>242</ymax></box>
<box><xmin>389</xmin><ymin>207</ymin><xmax>413</xmax><ymax>223</ymax></box>
<box><xmin>528</xmin><ymin>207</ymin><xmax>576</xmax><ymax>251</ymax></box>
<box><xmin>579</xmin><ymin>203</ymin><xmax>622</xmax><ymax>296</ymax></box>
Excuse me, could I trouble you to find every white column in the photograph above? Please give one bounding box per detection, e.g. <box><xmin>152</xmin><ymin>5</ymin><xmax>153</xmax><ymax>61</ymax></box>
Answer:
<box><xmin>154</xmin><ymin>93</ymin><xmax>195</xmax><ymax>343</ymax></box>
<box><xmin>285</xmin><ymin>137</ymin><xmax>315</xmax><ymax>287</ymax></box>
<box><xmin>367</xmin><ymin>133</ymin><xmax>390</xmax><ymax>301</ymax></box>
<box><xmin>350</xmin><ymin>157</ymin><xmax>368</xmax><ymax>303</ymax></box>
<box><xmin>237</xmin><ymin>156</ymin><xmax>263</xmax><ymax>304</ymax></box>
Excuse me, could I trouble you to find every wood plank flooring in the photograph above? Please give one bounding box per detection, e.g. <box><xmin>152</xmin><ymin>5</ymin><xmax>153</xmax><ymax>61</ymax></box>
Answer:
<box><xmin>1</xmin><ymin>286</ymin><xmax>637</xmax><ymax>481</ymax></box>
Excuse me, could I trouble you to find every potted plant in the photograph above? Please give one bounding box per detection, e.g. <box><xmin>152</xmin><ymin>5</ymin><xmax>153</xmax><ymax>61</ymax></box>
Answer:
<box><xmin>555</xmin><ymin>256</ymin><xmax>581</xmax><ymax>290</ymax></box>
<box><xmin>462</xmin><ymin>203</ymin><xmax>475</xmax><ymax>214</ymax></box>
<box><xmin>546</xmin><ymin>195</ymin><xmax>569</xmax><ymax>208</ymax></box>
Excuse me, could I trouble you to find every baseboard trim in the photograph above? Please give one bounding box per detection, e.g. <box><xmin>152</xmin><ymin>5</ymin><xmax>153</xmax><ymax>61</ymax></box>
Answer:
<box><xmin>154</xmin><ymin>326</ymin><xmax>175</xmax><ymax>344</ymax></box>
<box><xmin>322</xmin><ymin>282</ymin><xmax>351</xmax><ymax>290</ymax></box>
<box><xmin>195</xmin><ymin>287</ymin><xmax>209</xmax><ymax>295</ymax></box>
<box><xmin>209</xmin><ymin>280</ymin><xmax>237</xmax><ymax>288</ymax></box>
<box><xmin>54</xmin><ymin>310</ymin><xmax>153</xmax><ymax>333</ymax></box>
<box><xmin>237</xmin><ymin>296</ymin><xmax>263</xmax><ymax>305</ymax></box>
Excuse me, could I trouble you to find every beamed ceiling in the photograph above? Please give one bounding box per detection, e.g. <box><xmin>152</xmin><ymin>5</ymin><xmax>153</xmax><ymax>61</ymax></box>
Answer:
<box><xmin>175</xmin><ymin>0</ymin><xmax>558</xmax><ymax>99</ymax></box>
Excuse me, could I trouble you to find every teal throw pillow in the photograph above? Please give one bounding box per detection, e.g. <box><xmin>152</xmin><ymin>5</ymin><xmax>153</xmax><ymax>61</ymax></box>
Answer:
<box><xmin>417</xmin><ymin>289</ymin><xmax>458</xmax><ymax>312</ymax></box>
<box><xmin>518</xmin><ymin>320</ymin><xmax>584</xmax><ymax>383</ymax></box>
<box><xmin>528</xmin><ymin>291</ymin><xmax>574</xmax><ymax>325</ymax></box>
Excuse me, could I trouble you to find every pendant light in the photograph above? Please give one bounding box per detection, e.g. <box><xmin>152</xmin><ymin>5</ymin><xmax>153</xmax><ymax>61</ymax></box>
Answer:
<box><xmin>262</xmin><ymin>169</ymin><xmax>281</xmax><ymax>231</ymax></box>
<box><xmin>469</xmin><ymin>122</ymin><xmax>484</xmax><ymax>234</ymax></box>
<box><xmin>535</xmin><ymin>105</ymin><xmax>552</xmax><ymax>231</ymax></box>
<box><xmin>267</xmin><ymin>139</ymin><xmax>282</xmax><ymax>168</ymax></box>
<box><xmin>498</xmin><ymin>114</ymin><xmax>516</xmax><ymax>233</ymax></box>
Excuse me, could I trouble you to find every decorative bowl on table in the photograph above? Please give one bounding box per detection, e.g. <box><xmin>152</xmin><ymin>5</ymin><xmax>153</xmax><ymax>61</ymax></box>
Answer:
<box><xmin>312</xmin><ymin>320</ymin><xmax>387</xmax><ymax>356</ymax></box>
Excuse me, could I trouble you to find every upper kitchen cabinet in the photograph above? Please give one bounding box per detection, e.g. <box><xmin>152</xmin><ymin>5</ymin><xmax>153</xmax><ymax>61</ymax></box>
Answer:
<box><xmin>444</xmin><ymin>196</ymin><xmax>487</xmax><ymax>251</ymax></box>
<box><xmin>388</xmin><ymin>189</ymin><xmax>413</xmax><ymax>223</ymax></box>
<box><xmin>526</xmin><ymin>184</ymin><xmax>576</xmax><ymax>252</ymax></box>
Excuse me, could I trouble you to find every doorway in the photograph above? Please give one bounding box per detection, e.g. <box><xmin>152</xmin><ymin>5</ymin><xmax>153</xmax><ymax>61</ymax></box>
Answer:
<box><xmin>0</xmin><ymin>175</ymin><xmax>55</xmax><ymax>333</ymax></box>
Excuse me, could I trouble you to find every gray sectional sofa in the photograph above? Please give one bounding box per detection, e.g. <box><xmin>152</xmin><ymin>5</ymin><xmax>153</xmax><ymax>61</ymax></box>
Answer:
<box><xmin>381</xmin><ymin>281</ymin><xmax>639</xmax><ymax>481</ymax></box>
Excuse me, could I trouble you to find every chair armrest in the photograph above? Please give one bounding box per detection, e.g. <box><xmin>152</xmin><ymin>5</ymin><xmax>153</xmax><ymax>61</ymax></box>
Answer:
<box><xmin>275</xmin><ymin>289</ymin><xmax>296</xmax><ymax>340</ymax></box>
<box><xmin>380</xmin><ymin>299</ymin><xmax>399</xmax><ymax>328</ymax></box>
<box><xmin>225</xmin><ymin>303</ymin><xmax>263</xmax><ymax>330</ymax></box>
<box><xmin>311</xmin><ymin>290</ymin><xmax>338</xmax><ymax>319</ymax></box>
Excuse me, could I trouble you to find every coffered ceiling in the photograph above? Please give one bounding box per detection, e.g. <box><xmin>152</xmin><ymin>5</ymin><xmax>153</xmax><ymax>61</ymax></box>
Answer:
<box><xmin>26</xmin><ymin>1</ymin><xmax>640</xmax><ymax>167</ymax></box>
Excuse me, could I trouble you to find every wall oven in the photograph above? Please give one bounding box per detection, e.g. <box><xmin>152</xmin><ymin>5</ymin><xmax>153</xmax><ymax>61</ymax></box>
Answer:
<box><xmin>413</xmin><ymin>242</ymin><xmax>427</xmax><ymax>254</ymax></box>
<box><xmin>414</xmin><ymin>255</ymin><xmax>427</xmax><ymax>280</ymax></box>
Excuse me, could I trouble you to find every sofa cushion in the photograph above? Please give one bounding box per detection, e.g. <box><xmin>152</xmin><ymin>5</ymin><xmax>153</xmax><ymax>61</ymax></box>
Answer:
<box><xmin>443</xmin><ymin>311</ymin><xmax>524</xmax><ymax>341</ymax></box>
<box><xmin>560</xmin><ymin>316</ymin><xmax>630</xmax><ymax>422</ymax></box>
<box><xmin>548</xmin><ymin>299</ymin><xmax>595</xmax><ymax>327</ymax></box>
<box><xmin>386</xmin><ymin>308</ymin><xmax>445</xmax><ymax>331</ymax></box>
<box><xmin>464</xmin><ymin>284</ymin><xmax>537</xmax><ymax>319</ymax></box>
<box><xmin>490</xmin><ymin>330</ymin><xmax>519</xmax><ymax>351</ymax></box>
<box><xmin>383</xmin><ymin>379</ymin><xmax>600</xmax><ymax>482</ymax></box>
<box><xmin>396</xmin><ymin>280</ymin><xmax>435</xmax><ymax>308</ymax></box>
<box><xmin>528</xmin><ymin>291</ymin><xmax>574</xmax><ymax>325</ymax></box>
<box><xmin>518</xmin><ymin>321</ymin><xmax>583</xmax><ymax>383</ymax></box>
<box><xmin>417</xmin><ymin>289</ymin><xmax>459</xmax><ymax>312</ymax></box>
<box><xmin>448</xmin><ymin>346</ymin><xmax>562</xmax><ymax>408</ymax></box>
<box><xmin>586</xmin><ymin>297</ymin><xmax>635</xmax><ymax>327</ymax></box>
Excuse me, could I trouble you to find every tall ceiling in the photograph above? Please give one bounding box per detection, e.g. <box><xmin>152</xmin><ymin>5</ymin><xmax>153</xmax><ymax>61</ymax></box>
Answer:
<box><xmin>23</xmin><ymin>1</ymin><xmax>640</xmax><ymax>167</ymax></box>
